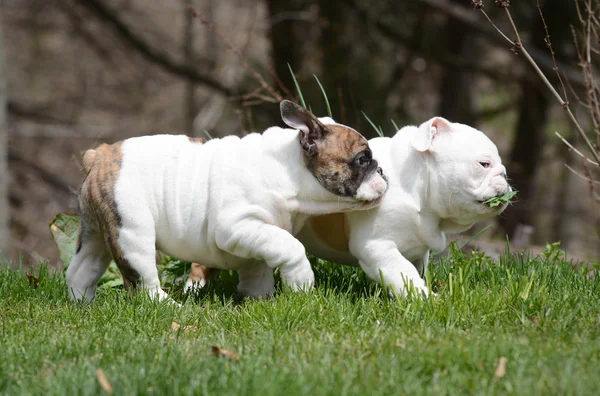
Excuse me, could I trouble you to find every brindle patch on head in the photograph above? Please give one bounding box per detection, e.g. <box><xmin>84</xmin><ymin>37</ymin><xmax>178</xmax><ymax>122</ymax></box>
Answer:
<box><xmin>188</xmin><ymin>136</ymin><xmax>206</xmax><ymax>143</ymax></box>
<box><xmin>79</xmin><ymin>141</ymin><xmax>141</xmax><ymax>288</ymax></box>
<box><xmin>309</xmin><ymin>213</ymin><xmax>350</xmax><ymax>252</ymax></box>
<box><xmin>307</xmin><ymin>124</ymin><xmax>374</xmax><ymax>198</ymax></box>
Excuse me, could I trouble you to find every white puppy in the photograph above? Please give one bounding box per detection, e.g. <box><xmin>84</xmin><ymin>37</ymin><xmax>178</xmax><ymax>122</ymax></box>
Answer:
<box><xmin>66</xmin><ymin>101</ymin><xmax>388</xmax><ymax>301</ymax></box>
<box><xmin>186</xmin><ymin>117</ymin><xmax>510</xmax><ymax>296</ymax></box>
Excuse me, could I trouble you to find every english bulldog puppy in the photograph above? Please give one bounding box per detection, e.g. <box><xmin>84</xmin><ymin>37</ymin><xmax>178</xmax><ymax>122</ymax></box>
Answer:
<box><xmin>185</xmin><ymin>117</ymin><xmax>510</xmax><ymax>296</ymax></box>
<box><xmin>65</xmin><ymin>101</ymin><xmax>388</xmax><ymax>302</ymax></box>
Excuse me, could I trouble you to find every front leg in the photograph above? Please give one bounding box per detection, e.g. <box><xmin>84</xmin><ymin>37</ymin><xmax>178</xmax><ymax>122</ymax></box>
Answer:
<box><xmin>237</xmin><ymin>261</ymin><xmax>275</xmax><ymax>299</ymax></box>
<box><xmin>215</xmin><ymin>220</ymin><xmax>314</xmax><ymax>292</ymax></box>
<box><xmin>350</xmin><ymin>239</ymin><xmax>429</xmax><ymax>297</ymax></box>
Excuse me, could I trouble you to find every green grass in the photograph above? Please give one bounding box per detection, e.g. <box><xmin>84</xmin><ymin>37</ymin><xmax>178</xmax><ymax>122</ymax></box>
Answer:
<box><xmin>1</xmin><ymin>248</ymin><xmax>599</xmax><ymax>395</ymax></box>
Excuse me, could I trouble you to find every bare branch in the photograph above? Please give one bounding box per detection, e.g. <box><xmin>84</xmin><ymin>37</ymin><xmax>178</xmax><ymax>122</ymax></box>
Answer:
<box><xmin>415</xmin><ymin>0</ymin><xmax>587</xmax><ymax>87</ymax></box>
<box><xmin>536</xmin><ymin>0</ymin><xmax>569</xmax><ymax>102</ymax></box>
<box><xmin>555</xmin><ymin>132</ymin><xmax>599</xmax><ymax>166</ymax></box>
<box><xmin>479</xmin><ymin>4</ymin><xmax>600</xmax><ymax>166</ymax></box>
<box><xmin>74</xmin><ymin>0</ymin><xmax>232</xmax><ymax>96</ymax></box>
<box><xmin>565</xmin><ymin>164</ymin><xmax>600</xmax><ymax>185</ymax></box>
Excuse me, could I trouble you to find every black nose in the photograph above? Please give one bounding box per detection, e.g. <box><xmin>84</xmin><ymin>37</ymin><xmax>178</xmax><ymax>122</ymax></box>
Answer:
<box><xmin>377</xmin><ymin>167</ymin><xmax>383</xmax><ymax>176</ymax></box>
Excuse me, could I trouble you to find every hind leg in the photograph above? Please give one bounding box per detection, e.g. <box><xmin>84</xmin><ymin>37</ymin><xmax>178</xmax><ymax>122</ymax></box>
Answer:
<box><xmin>112</xmin><ymin>221</ymin><xmax>170</xmax><ymax>302</ymax></box>
<box><xmin>66</xmin><ymin>229</ymin><xmax>111</xmax><ymax>301</ymax></box>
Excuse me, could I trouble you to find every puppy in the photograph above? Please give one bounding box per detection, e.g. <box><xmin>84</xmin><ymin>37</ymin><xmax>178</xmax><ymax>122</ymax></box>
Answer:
<box><xmin>66</xmin><ymin>101</ymin><xmax>388</xmax><ymax>301</ymax></box>
<box><xmin>186</xmin><ymin>117</ymin><xmax>510</xmax><ymax>296</ymax></box>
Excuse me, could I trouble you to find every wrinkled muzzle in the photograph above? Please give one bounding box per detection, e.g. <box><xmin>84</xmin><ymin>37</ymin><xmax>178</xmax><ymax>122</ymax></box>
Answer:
<box><xmin>475</xmin><ymin>164</ymin><xmax>511</xmax><ymax>202</ymax></box>
<box><xmin>355</xmin><ymin>161</ymin><xmax>389</xmax><ymax>201</ymax></box>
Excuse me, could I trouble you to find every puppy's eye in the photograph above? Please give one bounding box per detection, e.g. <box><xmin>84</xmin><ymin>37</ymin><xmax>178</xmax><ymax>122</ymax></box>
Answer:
<box><xmin>355</xmin><ymin>150</ymin><xmax>372</xmax><ymax>167</ymax></box>
<box><xmin>479</xmin><ymin>161</ymin><xmax>490</xmax><ymax>169</ymax></box>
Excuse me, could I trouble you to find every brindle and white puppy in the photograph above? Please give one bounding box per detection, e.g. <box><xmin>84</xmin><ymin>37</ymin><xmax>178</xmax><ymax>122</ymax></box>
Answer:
<box><xmin>186</xmin><ymin>117</ymin><xmax>511</xmax><ymax>296</ymax></box>
<box><xmin>66</xmin><ymin>101</ymin><xmax>388</xmax><ymax>301</ymax></box>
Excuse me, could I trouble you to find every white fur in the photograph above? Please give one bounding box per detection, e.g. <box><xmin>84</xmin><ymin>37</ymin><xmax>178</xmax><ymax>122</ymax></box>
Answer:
<box><xmin>69</xmin><ymin>124</ymin><xmax>386</xmax><ymax>301</ymax></box>
<box><xmin>299</xmin><ymin>117</ymin><xmax>511</xmax><ymax>296</ymax></box>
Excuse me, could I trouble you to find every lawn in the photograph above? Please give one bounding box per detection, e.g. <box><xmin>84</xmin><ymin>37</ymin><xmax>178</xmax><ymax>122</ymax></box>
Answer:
<box><xmin>1</xmin><ymin>246</ymin><xmax>599</xmax><ymax>395</ymax></box>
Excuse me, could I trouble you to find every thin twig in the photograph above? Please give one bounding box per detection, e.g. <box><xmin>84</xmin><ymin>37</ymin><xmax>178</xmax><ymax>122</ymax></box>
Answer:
<box><xmin>565</xmin><ymin>164</ymin><xmax>600</xmax><ymax>185</ymax></box>
<box><xmin>480</xmin><ymin>5</ymin><xmax>600</xmax><ymax>166</ymax></box>
<box><xmin>536</xmin><ymin>0</ymin><xmax>569</xmax><ymax>102</ymax></box>
<box><xmin>555</xmin><ymin>132</ymin><xmax>599</xmax><ymax>166</ymax></box>
<box><xmin>479</xmin><ymin>10</ymin><xmax>513</xmax><ymax>45</ymax></box>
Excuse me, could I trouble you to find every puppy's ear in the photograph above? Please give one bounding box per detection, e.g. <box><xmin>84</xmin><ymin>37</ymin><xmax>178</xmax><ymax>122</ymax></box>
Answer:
<box><xmin>411</xmin><ymin>117</ymin><xmax>452</xmax><ymax>152</ymax></box>
<box><xmin>280</xmin><ymin>100</ymin><xmax>326</xmax><ymax>156</ymax></box>
<box><xmin>318</xmin><ymin>116</ymin><xmax>336</xmax><ymax>125</ymax></box>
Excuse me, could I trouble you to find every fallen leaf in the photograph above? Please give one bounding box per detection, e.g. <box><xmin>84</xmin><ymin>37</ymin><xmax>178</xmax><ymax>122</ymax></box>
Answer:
<box><xmin>211</xmin><ymin>346</ymin><xmax>239</xmax><ymax>361</ymax></box>
<box><xmin>494</xmin><ymin>356</ymin><xmax>507</xmax><ymax>379</ymax></box>
<box><xmin>96</xmin><ymin>368</ymin><xmax>113</xmax><ymax>394</ymax></box>
<box><xmin>49</xmin><ymin>213</ymin><xmax>81</xmax><ymax>267</ymax></box>
<box><xmin>26</xmin><ymin>272</ymin><xmax>39</xmax><ymax>288</ymax></box>
<box><xmin>531</xmin><ymin>316</ymin><xmax>540</xmax><ymax>325</ymax></box>
<box><xmin>171</xmin><ymin>322</ymin><xmax>198</xmax><ymax>333</ymax></box>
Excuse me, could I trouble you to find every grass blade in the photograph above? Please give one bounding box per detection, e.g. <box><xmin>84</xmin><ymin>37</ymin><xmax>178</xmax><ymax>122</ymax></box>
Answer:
<box><xmin>288</xmin><ymin>63</ymin><xmax>306</xmax><ymax>109</ymax></box>
<box><xmin>362</xmin><ymin>112</ymin><xmax>384</xmax><ymax>137</ymax></box>
<box><xmin>391</xmin><ymin>119</ymin><xmax>400</xmax><ymax>131</ymax></box>
<box><xmin>459</xmin><ymin>224</ymin><xmax>493</xmax><ymax>250</ymax></box>
<box><xmin>203</xmin><ymin>129</ymin><xmax>213</xmax><ymax>140</ymax></box>
<box><xmin>314</xmin><ymin>75</ymin><xmax>332</xmax><ymax>118</ymax></box>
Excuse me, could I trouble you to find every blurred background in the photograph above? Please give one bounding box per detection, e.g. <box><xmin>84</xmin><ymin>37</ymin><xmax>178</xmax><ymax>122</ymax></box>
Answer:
<box><xmin>0</xmin><ymin>0</ymin><xmax>598</xmax><ymax>268</ymax></box>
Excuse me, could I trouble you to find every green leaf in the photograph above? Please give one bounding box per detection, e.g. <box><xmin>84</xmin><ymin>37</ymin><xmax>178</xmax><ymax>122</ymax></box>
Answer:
<box><xmin>287</xmin><ymin>63</ymin><xmax>307</xmax><ymax>109</ymax></box>
<box><xmin>314</xmin><ymin>75</ymin><xmax>332</xmax><ymax>118</ymax></box>
<box><xmin>49</xmin><ymin>213</ymin><xmax>81</xmax><ymax>268</ymax></box>
<box><xmin>50</xmin><ymin>212</ymin><xmax>124</xmax><ymax>289</ymax></box>
<box><xmin>483</xmin><ymin>190</ymin><xmax>518</xmax><ymax>208</ymax></box>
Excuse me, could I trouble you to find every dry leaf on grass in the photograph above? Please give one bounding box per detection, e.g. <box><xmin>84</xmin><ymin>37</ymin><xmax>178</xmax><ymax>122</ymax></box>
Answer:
<box><xmin>96</xmin><ymin>368</ymin><xmax>113</xmax><ymax>394</ymax></box>
<box><xmin>26</xmin><ymin>272</ymin><xmax>40</xmax><ymax>288</ymax></box>
<box><xmin>494</xmin><ymin>356</ymin><xmax>507</xmax><ymax>379</ymax></box>
<box><xmin>171</xmin><ymin>321</ymin><xmax>199</xmax><ymax>333</ymax></box>
<box><xmin>211</xmin><ymin>346</ymin><xmax>239</xmax><ymax>361</ymax></box>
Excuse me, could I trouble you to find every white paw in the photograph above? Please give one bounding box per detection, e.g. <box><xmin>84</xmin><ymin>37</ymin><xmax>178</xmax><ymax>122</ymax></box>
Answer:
<box><xmin>146</xmin><ymin>287</ymin><xmax>181</xmax><ymax>306</ymax></box>
<box><xmin>388</xmin><ymin>278</ymin><xmax>432</xmax><ymax>298</ymax></box>
<box><xmin>183</xmin><ymin>278</ymin><xmax>207</xmax><ymax>294</ymax></box>
<box><xmin>281</xmin><ymin>266</ymin><xmax>315</xmax><ymax>292</ymax></box>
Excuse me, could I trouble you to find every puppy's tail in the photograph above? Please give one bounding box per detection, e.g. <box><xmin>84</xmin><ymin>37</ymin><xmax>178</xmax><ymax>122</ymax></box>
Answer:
<box><xmin>82</xmin><ymin>149</ymin><xmax>97</xmax><ymax>175</ymax></box>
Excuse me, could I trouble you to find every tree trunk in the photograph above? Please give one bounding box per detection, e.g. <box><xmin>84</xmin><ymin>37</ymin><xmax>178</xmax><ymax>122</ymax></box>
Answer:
<box><xmin>266</xmin><ymin>0</ymin><xmax>307</xmax><ymax>97</ymax></box>
<box><xmin>438</xmin><ymin>0</ymin><xmax>477</xmax><ymax>125</ymax></box>
<box><xmin>499</xmin><ymin>4</ymin><xmax>553</xmax><ymax>239</ymax></box>
<box><xmin>183</xmin><ymin>0</ymin><xmax>197</xmax><ymax>136</ymax></box>
<box><xmin>0</xmin><ymin>23</ymin><xmax>8</xmax><ymax>255</ymax></box>
<box><xmin>499</xmin><ymin>80</ymin><xmax>549</xmax><ymax>238</ymax></box>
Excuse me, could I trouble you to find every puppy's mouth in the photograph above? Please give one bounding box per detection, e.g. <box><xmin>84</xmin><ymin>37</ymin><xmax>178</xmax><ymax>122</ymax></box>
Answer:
<box><xmin>477</xmin><ymin>192</ymin><xmax>511</xmax><ymax>208</ymax></box>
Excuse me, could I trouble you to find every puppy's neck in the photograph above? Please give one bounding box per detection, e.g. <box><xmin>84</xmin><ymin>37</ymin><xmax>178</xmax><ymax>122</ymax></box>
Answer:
<box><xmin>262</xmin><ymin>127</ymin><xmax>357</xmax><ymax>216</ymax></box>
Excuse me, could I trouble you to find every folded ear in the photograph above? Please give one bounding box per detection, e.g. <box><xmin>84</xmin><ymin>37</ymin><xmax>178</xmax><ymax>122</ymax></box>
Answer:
<box><xmin>280</xmin><ymin>100</ymin><xmax>326</xmax><ymax>156</ymax></box>
<box><xmin>411</xmin><ymin>117</ymin><xmax>452</xmax><ymax>152</ymax></box>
